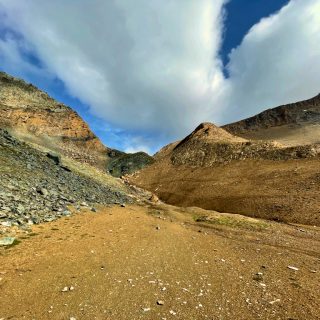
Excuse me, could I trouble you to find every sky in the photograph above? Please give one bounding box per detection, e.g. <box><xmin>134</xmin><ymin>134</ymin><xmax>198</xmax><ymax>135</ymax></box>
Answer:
<box><xmin>0</xmin><ymin>0</ymin><xmax>319</xmax><ymax>154</ymax></box>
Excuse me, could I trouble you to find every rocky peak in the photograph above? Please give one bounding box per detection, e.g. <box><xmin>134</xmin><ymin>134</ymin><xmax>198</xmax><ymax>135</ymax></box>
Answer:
<box><xmin>0</xmin><ymin>71</ymin><xmax>107</xmax><ymax>168</ymax></box>
<box><xmin>176</xmin><ymin>122</ymin><xmax>246</xmax><ymax>149</ymax></box>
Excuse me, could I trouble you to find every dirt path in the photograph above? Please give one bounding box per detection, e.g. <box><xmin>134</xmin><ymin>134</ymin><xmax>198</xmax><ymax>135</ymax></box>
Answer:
<box><xmin>0</xmin><ymin>204</ymin><xmax>319</xmax><ymax>320</ymax></box>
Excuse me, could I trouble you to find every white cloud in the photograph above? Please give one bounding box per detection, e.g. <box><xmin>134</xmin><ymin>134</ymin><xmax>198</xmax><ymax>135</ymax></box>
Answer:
<box><xmin>222</xmin><ymin>0</ymin><xmax>320</xmax><ymax>123</ymax></box>
<box><xmin>0</xmin><ymin>0</ymin><xmax>226</xmax><ymax>140</ymax></box>
<box><xmin>0</xmin><ymin>0</ymin><xmax>319</xmax><ymax>151</ymax></box>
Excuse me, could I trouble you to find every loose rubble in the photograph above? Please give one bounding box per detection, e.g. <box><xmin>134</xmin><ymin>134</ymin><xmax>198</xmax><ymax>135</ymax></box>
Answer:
<box><xmin>0</xmin><ymin>129</ymin><xmax>132</xmax><ymax>230</ymax></box>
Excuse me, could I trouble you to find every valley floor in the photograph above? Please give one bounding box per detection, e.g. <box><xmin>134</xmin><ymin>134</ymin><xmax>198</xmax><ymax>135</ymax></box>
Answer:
<box><xmin>0</xmin><ymin>204</ymin><xmax>320</xmax><ymax>320</ymax></box>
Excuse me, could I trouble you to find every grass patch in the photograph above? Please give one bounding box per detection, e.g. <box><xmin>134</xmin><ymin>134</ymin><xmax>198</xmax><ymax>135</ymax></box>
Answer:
<box><xmin>194</xmin><ymin>214</ymin><xmax>269</xmax><ymax>231</ymax></box>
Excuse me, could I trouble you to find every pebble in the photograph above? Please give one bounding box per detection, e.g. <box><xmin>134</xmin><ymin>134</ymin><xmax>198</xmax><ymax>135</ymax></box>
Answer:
<box><xmin>253</xmin><ymin>272</ymin><xmax>264</xmax><ymax>281</ymax></box>
<box><xmin>157</xmin><ymin>300</ymin><xmax>164</xmax><ymax>305</ymax></box>
<box><xmin>0</xmin><ymin>237</ymin><xmax>16</xmax><ymax>246</ymax></box>
<box><xmin>269</xmin><ymin>299</ymin><xmax>280</xmax><ymax>305</ymax></box>
<box><xmin>288</xmin><ymin>266</ymin><xmax>299</xmax><ymax>271</ymax></box>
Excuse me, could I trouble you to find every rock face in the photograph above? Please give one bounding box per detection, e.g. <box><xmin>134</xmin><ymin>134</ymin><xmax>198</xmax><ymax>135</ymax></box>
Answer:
<box><xmin>0</xmin><ymin>72</ymin><xmax>107</xmax><ymax>168</ymax></box>
<box><xmin>223</xmin><ymin>94</ymin><xmax>320</xmax><ymax>146</ymax></box>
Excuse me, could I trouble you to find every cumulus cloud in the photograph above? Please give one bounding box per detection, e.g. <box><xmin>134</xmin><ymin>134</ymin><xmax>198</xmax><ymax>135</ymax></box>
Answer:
<box><xmin>0</xmin><ymin>0</ymin><xmax>226</xmax><ymax>139</ymax></box>
<box><xmin>223</xmin><ymin>0</ymin><xmax>320</xmax><ymax>123</ymax></box>
<box><xmin>0</xmin><ymin>0</ymin><xmax>319</xmax><ymax>152</ymax></box>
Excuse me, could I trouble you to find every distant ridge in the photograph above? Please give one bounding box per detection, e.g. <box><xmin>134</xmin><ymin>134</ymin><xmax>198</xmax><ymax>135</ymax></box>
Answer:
<box><xmin>223</xmin><ymin>94</ymin><xmax>320</xmax><ymax>146</ymax></box>
<box><xmin>128</xmin><ymin>93</ymin><xmax>320</xmax><ymax>226</ymax></box>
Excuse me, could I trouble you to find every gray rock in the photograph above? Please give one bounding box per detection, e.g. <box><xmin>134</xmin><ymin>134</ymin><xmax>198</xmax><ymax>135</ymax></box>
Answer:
<box><xmin>1</xmin><ymin>221</ymin><xmax>12</xmax><ymax>227</ymax></box>
<box><xmin>0</xmin><ymin>237</ymin><xmax>16</xmax><ymax>246</ymax></box>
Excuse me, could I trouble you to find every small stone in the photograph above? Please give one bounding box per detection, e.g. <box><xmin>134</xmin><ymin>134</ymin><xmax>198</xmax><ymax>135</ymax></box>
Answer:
<box><xmin>288</xmin><ymin>266</ymin><xmax>299</xmax><ymax>271</ymax></box>
<box><xmin>1</xmin><ymin>221</ymin><xmax>12</xmax><ymax>227</ymax></box>
<box><xmin>120</xmin><ymin>204</ymin><xmax>126</xmax><ymax>208</ymax></box>
<box><xmin>91</xmin><ymin>207</ymin><xmax>97</xmax><ymax>212</ymax></box>
<box><xmin>62</xmin><ymin>210</ymin><xmax>71</xmax><ymax>216</ymax></box>
<box><xmin>253</xmin><ymin>272</ymin><xmax>263</xmax><ymax>281</ymax></box>
<box><xmin>61</xmin><ymin>286</ymin><xmax>69</xmax><ymax>292</ymax></box>
<box><xmin>0</xmin><ymin>237</ymin><xmax>16</xmax><ymax>246</ymax></box>
<box><xmin>269</xmin><ymin>299</ymin><xmax>280</xmax><ymax>305</ymax></box>
<box><xmin>39</xmin><ymin>188</ymin><xmax>49</xmax><ymax>196</ymax></box>
<box><xmin>156</xmin><ymin>226</ymin><xmax>160</xmax><ymax>230</ymax></box>
<box><xmin>142</xmin><ymin>307</ymin><xmax>151</xmax><ymax>312</ymax></box>
<box><xmin>157</xmin><ymin>300</ymin><xmax>164</xmax><ymax>305</ymax></box>
<box><xmin>149</xmin><ymin>194</ymin><xmax>159</xmax><ymax>203</ymax></box>
<box><xmin>169</xmin><ymin>310</ymin><xmax>177</xmax><ymax>315</ymax></box>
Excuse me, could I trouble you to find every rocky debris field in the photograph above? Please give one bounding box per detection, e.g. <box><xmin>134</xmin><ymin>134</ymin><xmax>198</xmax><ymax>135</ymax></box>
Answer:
<box><xmin>0</xmin><ymin>129</ymin><xmax>132</xmax><ymax>231</ymax></box>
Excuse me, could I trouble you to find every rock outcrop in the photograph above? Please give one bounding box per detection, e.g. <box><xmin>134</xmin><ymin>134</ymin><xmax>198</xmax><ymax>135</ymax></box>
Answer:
<box><xmin>0</xmin><ymin>72</ymin><xmax>154</xmax><ymax>173</ymax></box>
<box><xmin>0</xmin><ymin>72</ymin><xmax>108</xmax><ymax>168</ymax></box>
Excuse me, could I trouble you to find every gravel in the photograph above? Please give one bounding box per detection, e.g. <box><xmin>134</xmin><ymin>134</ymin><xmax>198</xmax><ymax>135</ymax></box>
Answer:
<box><xmin>0</xmin><ymin>129</ymin><xmax>133</xmax><ymax>229</ymax></box>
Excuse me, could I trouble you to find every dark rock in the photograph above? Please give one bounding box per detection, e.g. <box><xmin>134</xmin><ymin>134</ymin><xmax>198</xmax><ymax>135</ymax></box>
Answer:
<box><xmin>47</xmin><ymin>152</ymin><xmax>60</xmax><ymax>165</ymax></box>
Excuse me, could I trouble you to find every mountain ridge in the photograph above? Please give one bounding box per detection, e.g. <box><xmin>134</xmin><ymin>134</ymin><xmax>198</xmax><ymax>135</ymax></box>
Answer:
<box><xmin>128</xmin><ymin>94</ymin><xmax>320</xmax><ymax>226</ymax></box>
<box><xmin>0</xmin><ymin>71</ymin><xmax>154</xmax><ymax>174</ymax></box>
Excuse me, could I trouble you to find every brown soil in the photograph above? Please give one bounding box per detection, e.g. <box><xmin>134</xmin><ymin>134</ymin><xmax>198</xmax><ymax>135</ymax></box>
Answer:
<box><xmin>128</xmin><ymin>158</ymin><xmax>320</xmax><ymax>226</ymax></box>
<box><xmin>1</xmin><ymin>204</ymin><xmax>319</xmax><ymax>320</ymax></box>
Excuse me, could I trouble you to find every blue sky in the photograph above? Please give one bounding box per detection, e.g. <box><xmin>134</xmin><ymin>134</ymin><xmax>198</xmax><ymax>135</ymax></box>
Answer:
<box><xmin>0</xmin><ymin>0</ymin><xmax>319</xmax><ymax>154</ymax></box>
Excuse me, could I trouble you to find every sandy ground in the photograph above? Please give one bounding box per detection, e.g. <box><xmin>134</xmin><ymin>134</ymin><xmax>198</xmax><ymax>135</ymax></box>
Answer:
<box><xmin>0</xmin><ymin>204</ymin><xmax>320</xmax><ymax>320</ymax></box>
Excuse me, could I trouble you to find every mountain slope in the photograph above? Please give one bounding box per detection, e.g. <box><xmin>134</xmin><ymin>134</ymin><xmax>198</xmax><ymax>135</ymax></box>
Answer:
<box><xmin>223</xmin><ymin>94</ymin><xmax>320</xmax><ymax>146</ymax></box>
<box><xmin>0</xmin><ymin>128</ymin><xmax>133</xmax><ymax>228</ymax></box>
<box><xmin>0</xmin><ymin>72</ymin><xmax>109</xmax><ymax>168</ymax></box>
<box><xmin>128</xmin><ymin>116</ymin><xmax>320</xmax><ymax>225</ymax></box>
<box><xmin>0</xmin><ymin>72</ymin><xmax>154</xmax><ymax>173</ymax></box>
